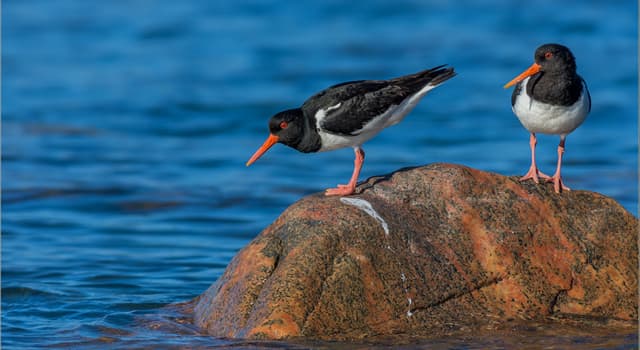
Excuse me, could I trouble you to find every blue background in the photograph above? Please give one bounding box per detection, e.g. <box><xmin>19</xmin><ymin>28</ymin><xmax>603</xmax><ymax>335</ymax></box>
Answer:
<box><xmin>3</xmin><ymin>0</ymin><xmax>637</xmax><ymax>348</ymax></box>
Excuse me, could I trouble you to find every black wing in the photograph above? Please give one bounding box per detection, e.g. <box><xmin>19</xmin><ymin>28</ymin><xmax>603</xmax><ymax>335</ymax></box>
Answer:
<box><xmin>320</xmin><ymin>85</ymin><xmax>413</xmax><ymax>135</ymax></box>
<box><xmin>301</xmin><ymin>80</ymin><xmax>389</xmax><ymax>116</ymax></box>
<box><xmin>305</xmin><ymin>66</ymin><xmax>455</xmax><ymax>136</ymax></box>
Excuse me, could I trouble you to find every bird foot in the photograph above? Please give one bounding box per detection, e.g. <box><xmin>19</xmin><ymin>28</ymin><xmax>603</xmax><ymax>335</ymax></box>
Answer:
<box><xmin>325</xmin><ymin>184</ymin><xmax>356</xmax><ymax>196</ymax></box>
<box><xmin>547</xmin><ymin>175</ymin><xmax>570</xmax><ymax>193</ymax></box>
<box><xmin>519</xmin><ymin>166</ymin><xmax>551</xmax><ymax>184</ymax></box>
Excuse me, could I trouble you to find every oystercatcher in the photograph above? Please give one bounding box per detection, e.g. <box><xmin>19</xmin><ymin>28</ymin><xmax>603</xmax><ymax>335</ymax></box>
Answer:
<box><xmin>504</xmin><ymin>43</ymin><xmax>590</xmax><ymax>193</ymax></box>
<box><xmin>247</xmin><ymin>65</ymin><xmax>456</xmax><ymax>196</ymax></box>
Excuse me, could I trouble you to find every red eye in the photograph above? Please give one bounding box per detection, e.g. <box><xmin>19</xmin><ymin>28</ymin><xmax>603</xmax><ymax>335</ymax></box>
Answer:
<box><xmin>279</xmin><ymin>121</ymin><xmax>288</xmax><ymax>129</ymax></box>
<box><xmin>544</xmin><ymin>52</ymin><xmax>553</xmax><ymax>59</ymax></box>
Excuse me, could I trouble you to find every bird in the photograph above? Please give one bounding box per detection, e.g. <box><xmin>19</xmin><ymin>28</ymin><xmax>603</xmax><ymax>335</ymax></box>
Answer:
<box><xmin>246</xmin><ymin>65</ymin><xmax>456</xmax><ymax>196</ymax></box>
<box><xmin>504</xmin><ymin>43</ymin><xmax>590</xmax><ymax>193</ymax></box>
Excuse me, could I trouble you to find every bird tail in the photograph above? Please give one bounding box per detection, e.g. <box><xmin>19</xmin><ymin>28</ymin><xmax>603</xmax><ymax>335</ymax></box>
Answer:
<box><xmin>427</xmin><ymin>66</ymin><xmax>457</xmax><ymax>86</ymax></box>
<box><xmin>391</xmin><ymin>65</ymin><xmax>456</xmax><ymax>90</ymax></box>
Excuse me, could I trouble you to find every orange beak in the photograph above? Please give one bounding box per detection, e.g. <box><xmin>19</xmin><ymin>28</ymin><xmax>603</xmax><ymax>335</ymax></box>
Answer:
<box><xmin>503</xmin><ymin>62</ymin><xmax>541</xmax><ymax>89</ymax></box>
<box><xmin>246</xmin><ymin>134</ymin><xmax>279</xmax><ymax>166</ymax></box>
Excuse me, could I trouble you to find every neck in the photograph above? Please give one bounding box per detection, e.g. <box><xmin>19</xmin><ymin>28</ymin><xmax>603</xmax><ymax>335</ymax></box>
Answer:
<box><xmin>294</xmin><ymin>111</ymin><xmax>322</xmax><ymax>153</ymax></box>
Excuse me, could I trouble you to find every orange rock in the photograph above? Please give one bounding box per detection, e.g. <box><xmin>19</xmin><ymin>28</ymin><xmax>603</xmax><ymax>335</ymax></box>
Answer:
<box><xmin>193</xmin><ymin>163</ymin><xmax>638</xmax><ymax>340</ymax></box>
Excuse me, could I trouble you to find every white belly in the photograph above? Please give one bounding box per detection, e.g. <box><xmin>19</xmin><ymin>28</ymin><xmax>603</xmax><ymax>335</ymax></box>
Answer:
<box><xmin>318</xmin><ymin>129</ymin><xmax>380</xmax><ymax>152</ymax></box>
<box><xmin>513</xmin><ymin>77</ymin><xmax>589</xmax><ymax>136</ymax></box>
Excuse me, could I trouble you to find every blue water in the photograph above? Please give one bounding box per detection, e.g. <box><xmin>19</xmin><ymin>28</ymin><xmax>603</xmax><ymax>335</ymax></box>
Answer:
<box><xmin>2</xmin><ymin>0</ymin><xmax>637</xmax><ymax>348</ymax></box>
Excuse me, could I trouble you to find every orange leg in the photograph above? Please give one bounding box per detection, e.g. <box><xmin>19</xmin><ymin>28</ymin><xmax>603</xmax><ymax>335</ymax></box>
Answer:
<box><xmin>520</xmin><ymin>133</ymin><xmax>551</xmax><ymax>183</ymax></box>
<box><xmin>325</xmin><ymin>147</ymin><xmax>365</xmax><ymax>196</ymax></box>
<box><xmin>547</xmin><ymin>137</ymin><xmax>570</xmax><ymax>193</ymax></box>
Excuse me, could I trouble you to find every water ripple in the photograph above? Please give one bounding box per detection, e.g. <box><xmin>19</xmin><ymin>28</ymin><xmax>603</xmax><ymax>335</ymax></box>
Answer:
<box><xmin>3</xmin><ymin>0</ymin><xmax>637</xmax><ymax>348</ymax></box>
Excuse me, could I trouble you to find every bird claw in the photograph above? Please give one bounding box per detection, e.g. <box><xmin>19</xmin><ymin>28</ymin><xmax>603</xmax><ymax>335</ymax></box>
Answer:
<box><xmin>325</xmin><ymin>184</ymin><xmax>356</xmax><ymax>196</ymax></box>
<box><xmin>547</xmin><ymin>176</ymin><xmax>570</xmax><ymax>193</ymax></box>
<box><xmin>537</xmin><ymin>172</ymin><xmax>552</xmax><ymax>180</ymax></box>
<box><xmin>520</xmin><ymin>166</ymin><xmax>551</xmax><ymax>184</ymax></box>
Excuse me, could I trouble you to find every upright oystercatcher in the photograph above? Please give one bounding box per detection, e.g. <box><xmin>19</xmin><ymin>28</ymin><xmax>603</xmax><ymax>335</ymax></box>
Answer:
<box><xmin>504</xmin><ymin>43</ymin><xmax>590</xmax><ymax>193</ymax></box>
<box><xmin>247</xmin><ymin>65</ymin><xmax>456</xmax><ymax>196</ymax></box>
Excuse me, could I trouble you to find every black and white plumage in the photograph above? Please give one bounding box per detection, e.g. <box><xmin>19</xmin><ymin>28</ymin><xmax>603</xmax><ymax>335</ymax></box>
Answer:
<box><xmin>504</xmin><ymin>43</ymin><xmax>591</xmax><ymax>193</ymax></box>
<box><xmin>247</xmin><ymin>65</ymin><xmax>456</xmax><ymax>196</ymax></box>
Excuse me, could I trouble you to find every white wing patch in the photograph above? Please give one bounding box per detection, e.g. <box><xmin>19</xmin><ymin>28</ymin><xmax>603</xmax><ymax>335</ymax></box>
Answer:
<box><xmin>314</xmin><ymin>102</ymin><xmax>342</xmax><ymax>125</ymax></box>
<box><xmin>325</xmin><ymin>102</ymin><xmax>342</xmax><ymax>112</ymax></box>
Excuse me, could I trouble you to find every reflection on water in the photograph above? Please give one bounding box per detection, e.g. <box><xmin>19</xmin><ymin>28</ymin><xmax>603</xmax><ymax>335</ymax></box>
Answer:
<box><xmin>2</xmin><ymin>0</ymin><xmax>637</xmax><ymax>348</ymax></box>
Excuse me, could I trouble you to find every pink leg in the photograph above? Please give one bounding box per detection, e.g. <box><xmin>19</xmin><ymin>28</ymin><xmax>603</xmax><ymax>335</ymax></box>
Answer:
<box><xmin>325</xmin><ymin>147</ymin><xmax>365</xmax><ymax>196</ymax></box>
<box><xmin>520</xmin><ymin>133</ymin><xmax>551</xmax><ymax>183</ymax></box>
<box><xmin>547</xmin><ymin>137</ymin><xmax>570</xmax><ymax>193</ymax></box>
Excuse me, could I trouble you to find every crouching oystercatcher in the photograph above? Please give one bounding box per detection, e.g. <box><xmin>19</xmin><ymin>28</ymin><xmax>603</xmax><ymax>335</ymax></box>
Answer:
<box><xmin>246</xmin><ymin>65</ymin><xmax>456</xmax><ymax>196</ymax></box>
<box><xmin>504</xmin><ymin>43</ymin><xmax>590</xmax><ymax>193</ymax></box>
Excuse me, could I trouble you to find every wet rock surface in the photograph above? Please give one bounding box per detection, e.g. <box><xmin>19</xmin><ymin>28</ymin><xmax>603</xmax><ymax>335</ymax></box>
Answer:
<box><xmin>192</xmin><ymin>163</ymin><xmax>638</xmax><ymax>340</ymax></box>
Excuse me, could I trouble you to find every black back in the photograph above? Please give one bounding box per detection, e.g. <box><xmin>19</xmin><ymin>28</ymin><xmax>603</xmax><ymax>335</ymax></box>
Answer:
<box><xmin>303</xmin><ymin>66</ymin><xmax>455</xmax><ymax>136</ymax></box>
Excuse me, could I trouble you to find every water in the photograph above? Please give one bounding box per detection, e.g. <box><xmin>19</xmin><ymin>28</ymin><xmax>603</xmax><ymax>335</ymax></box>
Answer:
<box><xmin>2</xmin><ymin>0</ymin><xmax>637</xmax><ymax>348</ymax></box>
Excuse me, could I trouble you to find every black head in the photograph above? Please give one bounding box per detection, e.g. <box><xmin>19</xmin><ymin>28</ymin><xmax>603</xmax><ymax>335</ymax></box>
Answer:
<box><xmin>504</xmin><ymin>43</ymin><xmax>578</xmax><ymax>89</ymax></box>
<box><xmin>246</xmin><ymin>108</ymin><xmax>305</xmax><ymax>166</ymax></box>
<box><xmin>267</xmin><ymin>108</ymin><xmax>305</xmax><ymax>147</ymax></box>
<box><xmin>533</xmin><ymin>43</ymin><xmax>577</xmax><ymax>74</ymax></box>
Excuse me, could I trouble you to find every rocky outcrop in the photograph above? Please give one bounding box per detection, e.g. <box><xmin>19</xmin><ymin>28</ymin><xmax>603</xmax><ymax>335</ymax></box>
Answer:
<box><xmin>193</xmin><ymin>163</ymin><xmax>638</xmax><ymax>340</ymax></box>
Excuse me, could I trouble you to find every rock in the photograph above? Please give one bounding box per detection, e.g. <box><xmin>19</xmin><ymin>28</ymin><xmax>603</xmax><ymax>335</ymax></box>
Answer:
<box><xmin>193</xmin><ymin>163</ymin><xmax>638</xmax><ymax>340</ymax></box>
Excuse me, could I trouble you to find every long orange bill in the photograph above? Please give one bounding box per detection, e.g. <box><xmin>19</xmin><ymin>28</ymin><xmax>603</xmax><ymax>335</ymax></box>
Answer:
<box><xmin>246</xmin><ymin>134</ymin><xmax>279</xmax><ymax>166</ymax></box>
<box><xmin>503</xmin><ymin>62</ymin><xmax>541</xmax><ymax>89</ymax></box>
